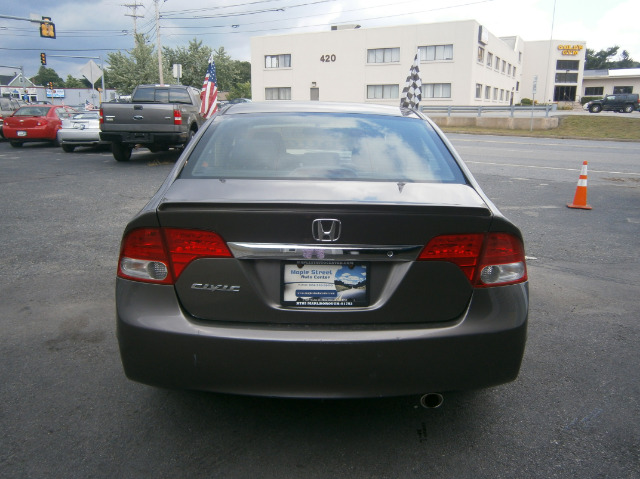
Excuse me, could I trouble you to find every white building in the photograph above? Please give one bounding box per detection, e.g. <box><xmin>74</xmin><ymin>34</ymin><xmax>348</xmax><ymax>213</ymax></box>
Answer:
<box><xmin>582</xmin><ymin>68</ymin><xmax>640</xmax><ymax>98</ymax></box>
<box><xmin>251</xmin><ymin>20</ymin><xmax>587</xmax><ymax>106</ymax></box>
<box><xmin>520</xmin><ymin>40</ymin><xmax>586</xmax><ymax>104</ymax></box>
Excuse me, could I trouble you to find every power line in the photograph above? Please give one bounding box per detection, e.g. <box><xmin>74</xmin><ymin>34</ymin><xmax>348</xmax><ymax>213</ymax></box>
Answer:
<box><xmin>161</xmin><ymin>0</ymin><xmax>334</xmax><ymax>20</ymax></box>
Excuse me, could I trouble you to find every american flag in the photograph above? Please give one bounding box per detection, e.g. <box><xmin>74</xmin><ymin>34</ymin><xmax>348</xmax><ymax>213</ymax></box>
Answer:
<box><xmin>400</xmin><ymin>53</ymin><xmax>422</xmax><ymax>110</ymax></box>
<box><xmin>85</xmin><ymin>99</ymin><xmax>95</xmax><ymax>110</ymax></box>
<box><xmin>200</xmin><ymin>54</ymin><xmax>218</xmax><ymax>119</ymax></box>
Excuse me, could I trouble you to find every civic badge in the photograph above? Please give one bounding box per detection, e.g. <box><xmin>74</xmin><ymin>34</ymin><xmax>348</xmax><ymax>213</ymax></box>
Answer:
<box><xmin>312</xmin><ymin>219</ymin><xmax>341</xmax><ymax>242</ymax></box>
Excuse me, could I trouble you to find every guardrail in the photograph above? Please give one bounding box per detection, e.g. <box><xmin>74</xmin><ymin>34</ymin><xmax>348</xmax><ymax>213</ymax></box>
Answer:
<box><xmin>421</xmin><ymin>104</ymin><xmax>557</xmax><ymax>118</ymax></box>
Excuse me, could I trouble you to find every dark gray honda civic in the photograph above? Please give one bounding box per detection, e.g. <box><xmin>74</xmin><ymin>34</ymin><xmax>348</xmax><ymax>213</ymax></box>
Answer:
<box><xmin>116</xmin><ymin>101</ymin><xmax>528</xmax><ymax>399</ymax></box>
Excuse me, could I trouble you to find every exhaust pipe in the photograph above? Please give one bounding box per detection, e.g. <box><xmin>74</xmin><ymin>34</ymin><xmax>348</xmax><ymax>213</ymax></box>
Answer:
<box><xmin>420</xmin><ymin>393</ymin><xmax>444</xmax><ymax>409</ymax></box>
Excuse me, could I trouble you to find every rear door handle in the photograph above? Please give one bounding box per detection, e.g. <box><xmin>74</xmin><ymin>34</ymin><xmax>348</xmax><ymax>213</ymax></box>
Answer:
<box><xmin>133</xmin><ymin>115</ymin><xmax>144</xmax><ymax>120</ymax></box>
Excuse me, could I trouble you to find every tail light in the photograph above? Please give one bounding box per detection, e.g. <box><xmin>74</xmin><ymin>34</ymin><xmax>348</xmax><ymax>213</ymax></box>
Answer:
<box><xmin>118</xmin><ymin>228</ymin><xmax>232</xmax><ymax>285</ymax></box>
<box><xmin>419</xmin><ymin>232</ymin><xmax>527</xmax><ymax>287</ymax></box>
<box><xmin>173</xmin><ymin>109</ymin><xmax>182</xmax><ymax>125</ymax></box>
<box><xmin>99</xmin><ymin>108</ymin><xmax>104</xmax><ymax>124</ymax></box>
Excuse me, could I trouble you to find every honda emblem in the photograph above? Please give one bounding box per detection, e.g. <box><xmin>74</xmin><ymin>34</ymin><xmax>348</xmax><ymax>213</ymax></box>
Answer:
<box><xmin>312</xmin><ymin>219</ymin><xmax>341</xmax><ymax>242</ymax></box>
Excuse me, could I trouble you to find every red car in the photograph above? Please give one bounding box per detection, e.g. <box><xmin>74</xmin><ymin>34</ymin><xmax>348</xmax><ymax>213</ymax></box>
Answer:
<box><xmin>3</xmin><ymin>105</ymin><xmax>77</xmax><ymax>147</ymax></box>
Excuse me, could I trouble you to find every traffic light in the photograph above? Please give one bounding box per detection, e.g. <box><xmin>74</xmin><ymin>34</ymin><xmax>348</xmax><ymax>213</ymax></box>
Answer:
<box><xmin>39</xmin><ymin>21</ymin><xmax>56</xmax><ymax>39</ymax></box>
<box><xmin>40</xmin><ymin>53</ymin><xmax>47</xmax><ymax>65</ymax></box>
<box><xmin>48</xmin><ymin>82</ymin><xmax>53</xmax><ymax>90</ymax></box>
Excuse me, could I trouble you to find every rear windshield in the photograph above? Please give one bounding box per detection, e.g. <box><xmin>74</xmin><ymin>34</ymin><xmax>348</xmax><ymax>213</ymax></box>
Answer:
<box><xmin>71</xmin><ymin>112</ymin><xmax>100</xmax><ymax>120</ymax></box>
<box><xmin>132</xmin><ymin>86</ymin><xmax>193</xmax><ymax>104</ymax></box>
<box><xmin>180</xmin><ymin>113</ymin><xmax>466</xmax><ymax>183</ymax></box>
<box><xmin>14</xmin><ymin>106</ymin><xmax>51</xmax><ymax>116</ymax></box>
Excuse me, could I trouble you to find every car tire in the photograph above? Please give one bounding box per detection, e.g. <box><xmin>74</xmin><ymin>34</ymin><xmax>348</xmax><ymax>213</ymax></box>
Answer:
<box><xmin>589</xmin><ymin>104</ymin><xmax>602</xmax><ymax>113</ymax></box>
<box><xmin>623</xmin><ymin>105</ymin><xmax>634</xmax><ymax>113</ymax></box>
<box><xmin>112</xmin><ymin>142</ymin><xmax>132</xmax><ymax>162</ymax></box>
<box><xmin>9</xmin><ymin>140</ymin><xmax>23</xmax><ymax>148</ymax></box>
<box><xmin>187</xmin><ymin>127</ymin><xmax>197</xmax><ymax>144</ymax></box>
<box><xmin>62</xmin><ymin>144</ymin><xmax>76</xmax><ymax>153</ymax></box>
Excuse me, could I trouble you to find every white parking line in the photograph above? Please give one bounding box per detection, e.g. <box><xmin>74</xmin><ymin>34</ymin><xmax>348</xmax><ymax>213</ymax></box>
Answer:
<box><xmin>452</xmin><ymin>137</ymin><xmax>631</xmax><ymax>150</ymax></box>
<box><xmin>465</xmin><ymin>160</ymin><xmax>640</xmax><ymax>176</ymax></box>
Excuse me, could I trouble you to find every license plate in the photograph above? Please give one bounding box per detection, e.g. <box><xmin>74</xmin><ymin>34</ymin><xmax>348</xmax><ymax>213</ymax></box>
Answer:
<box><xmin>281</xmin><ymin>261</ymin><xmax>369</xmax><ymax>307</ymax></box>
<box><xmin>17</xmin><ymin>131</ymin><xmax>27</xmax><ymax>137</ymax></box>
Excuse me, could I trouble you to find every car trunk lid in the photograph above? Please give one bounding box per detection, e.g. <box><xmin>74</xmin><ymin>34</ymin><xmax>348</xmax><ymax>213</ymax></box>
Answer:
<box><xmin>156</xmin><ymin>179</ymin><xmax>493</xmax><ymax>325</ymax></box>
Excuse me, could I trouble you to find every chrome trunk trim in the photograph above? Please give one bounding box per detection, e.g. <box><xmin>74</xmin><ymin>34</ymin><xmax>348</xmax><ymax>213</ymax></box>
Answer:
<box><xmin>227</xmin><ymin>243</ymin><xmax>423</xmax><ymax>261</ymax></box>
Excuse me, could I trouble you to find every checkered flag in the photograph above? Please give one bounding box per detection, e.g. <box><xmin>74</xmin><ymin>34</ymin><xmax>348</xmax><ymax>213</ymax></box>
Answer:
<box><xmin>400</xmin><ymin>53</ymin><xmax>422</xmax><ymax>110</ymax></box>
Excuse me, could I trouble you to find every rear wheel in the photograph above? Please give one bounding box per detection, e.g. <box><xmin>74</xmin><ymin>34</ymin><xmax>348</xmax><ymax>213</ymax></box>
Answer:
<box><xmin>112</xmin><ymin>142</ymin><xmax>132</xmax><ymax>162</ymax></box>
<box><xmin>187</xmin><ymin>127</ymin><xmax>197</xmax><ymax>144</ymax></box>
<box><xmin>589</xmin><ymin>104</ymin><xmax>602</xmax><ymax>113</ymax></box>
<box><xmin>623</xmin><ymin>105</ymin><xmax>634</xmax><ymax>113</ymax></box>
<box><xmin>9</xmin><ymin>140</ymin><xmax>23</xmax><ymax>148</ymax></box>
<box><xmin>62</xmin><ymin>144</ymin><xmax>76</xmax><ymax>153</ymax></box>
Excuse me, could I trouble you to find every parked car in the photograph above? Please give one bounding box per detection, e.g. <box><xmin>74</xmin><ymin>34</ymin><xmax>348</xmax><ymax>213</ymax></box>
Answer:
<box><xmin>3</xmin><ymin>105</ymin><xmax>77</xmax><ymax>147</ymax></box>
<box><xmin>585</xmin><ymin>93</ymin><xmax>640</xmax><ymax>113</ymax></box>
<box><xmin>0</xmin><ymin>97</ymin><xmax>24</xmax><ymax>139</ymax></box>
<box><xmin>57</xmin><ymin>111</ymin><xmax>109</xmax><ymax>152</ymax></box>
<box><xmin>116</xmin><ymin>102</ymin><xmax>529</xmax><ymax>399</ymax></box>
<box><xmin>99</xmin><ymin>84</ymin><xmax>203</xmax><ymax>161</ymax></box>
<box><xmin>228</xmin><ymin>98</ymin><xmax>252</xmax><ymax>104</ymax></box>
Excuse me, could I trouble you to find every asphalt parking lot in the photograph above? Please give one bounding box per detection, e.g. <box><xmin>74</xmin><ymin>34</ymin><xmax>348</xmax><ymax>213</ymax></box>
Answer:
<box><xmin>1</xmin><ymin>137</ymin><xmax>638</xmax><ymax>478</ymax></box>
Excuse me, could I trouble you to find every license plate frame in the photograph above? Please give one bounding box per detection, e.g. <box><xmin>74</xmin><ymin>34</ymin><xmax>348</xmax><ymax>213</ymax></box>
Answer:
<box><xmin>281</xmin><ymin>261</ymin><xmax>369</xmax><ymax>307</ymax></box>
<box><xmin>17</xmin><ymin>131</ymin><xmax>27</xmax><ymax>137</ymax></box>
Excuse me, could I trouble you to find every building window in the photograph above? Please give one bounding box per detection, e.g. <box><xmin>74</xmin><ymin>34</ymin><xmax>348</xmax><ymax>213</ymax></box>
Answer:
<box><xmin>555</xmin><ymin>72</ymin><xmax>578</xmax><ymax>83</ymax></box>
<box><xmin>501</xmin><ymin>60</ymin><xmax>506</xmax><ymax>73</ymax></box>
<box><xmin>613</xmin><ymin>86</ymin><xmax>633</xmax><ymax>94</ymax></box>
<box><xmin>367</xmin><ymin>48</ymin><xmax>400</xmax><ymax>63</ymax></box>
<box><xmin>418</xmin><ymin>44</ymin><xmax>453</xmax><ymax>61</ymax></box>
<box><xmin>477</xmin><ymin>46</ymin><xmax>485</xmax><ymax>62</ymax></box>
<box><xmin>556</xmin><ymin>60</ymin><xmax>579</xmax><ymax>70</ymax></box>
<box><xmin>265</xmin><ymin>87</ymin><xmax>291</xmax><ymax>100</ymax></box>
<box><xmin>495</xmin><ymin>56</ymin><xmax>500</xmax><ymax>70</ymax></box>
<box><xmin>513</xmin><ymin>66</ymin><xmax>516</xmax><ymax>77</ymax></box>
<box><xmin>516</xmin><ymin>81</ymin><xmax>520</xmax><ymax>92</ymax></box>
<box><xmin>476</xmin><ymin>83</ymin><xmax>483</xmax><ymax>99</ymax></box>
<box><xmin>367</xmin><ymin>84</ymin><xmax>399</xmax><ymax>99</ymax></box>
<box><xmin>585</xmin><ymin>87</ymin><xmax>604</xmax><ymax>96</ymax></box>
<box><xmin>422</xmin><ymin>83</ymin><xmax>451</xmax><ymax>98</ymax></box>
<box><xmin>485</xmin><ymin>85</ymin><xmax>491</xmax><ymax>99</ymax></box>
<box><xmin>493</xmin><ymin>87</ymin><xmax>498</xmax><ymax>100</ymax></box>
<box><xmin>518</xmin><ymin>51</ymin><xmax>522</xmax><ymax>63</ymax></box>
<box><xmin>508</xmin><ymin>64</ymin><xmax>512</xmax><ymax>75</ymax></box>
<box><xmin>500</xmin><ymin>89</ymin><xmax>504</xmax><ymax>101</ymax></box>
<box><xmin>487</xmin><ymin>52</ymin><xmax>493</xmax><ymax>67</ymax></box>
<box><xmin>265</xmin><ymin>54</ymin><xmax>291</xmax><ymax>69</ymax></box>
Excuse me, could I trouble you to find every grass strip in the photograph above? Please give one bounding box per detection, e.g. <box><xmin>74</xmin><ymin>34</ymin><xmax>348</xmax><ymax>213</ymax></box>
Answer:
<box><xmin>438</xmin><ymin>115</ymin><xmax>640</xmax><ymax>141</ymax></box>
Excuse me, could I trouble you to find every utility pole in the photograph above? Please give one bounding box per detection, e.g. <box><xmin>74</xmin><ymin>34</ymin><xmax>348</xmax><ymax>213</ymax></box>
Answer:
<box><xmin>123</xmin><ymin>2</ymin><xmax>144</xmax><ymax>36</ymax></box>
<box><xmin>154</xmin><ymin>0</ymin><xmax>164</xmax><ymax>85</ymax></box>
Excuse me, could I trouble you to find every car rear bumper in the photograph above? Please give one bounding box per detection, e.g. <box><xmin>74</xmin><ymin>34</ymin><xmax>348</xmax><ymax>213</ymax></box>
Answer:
<box><xmin>100</xmin><ymin>131</ymin><xmax>187</xmax><ymax>145</ymax></box>
<box><xmin>57</xmin><ymin>129</ymin><xmax>105</xmax><ymax>145</ymax></box>
<box><xmin>116</xmin><ymin>279</ymin><xmax>528</xmax><ymax>398</ymax></box>
<box><xmin>3</xmin><ymin>126</ymin><xmax>57</xmax><ymax>141</ymax></box>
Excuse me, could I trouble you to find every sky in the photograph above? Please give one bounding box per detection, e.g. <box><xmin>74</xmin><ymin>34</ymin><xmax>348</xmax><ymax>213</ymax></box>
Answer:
<box><xmin>1</xmin><ymin>0</ymin><xmax>639</xmax><ymax>81</ymax></box>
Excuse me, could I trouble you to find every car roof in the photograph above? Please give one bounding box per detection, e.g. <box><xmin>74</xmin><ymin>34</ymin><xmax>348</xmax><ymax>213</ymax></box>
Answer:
<box><xmin>221</xmin><ymin>101</ymin><xmax>422</xmax><ymax>118</ymax></box>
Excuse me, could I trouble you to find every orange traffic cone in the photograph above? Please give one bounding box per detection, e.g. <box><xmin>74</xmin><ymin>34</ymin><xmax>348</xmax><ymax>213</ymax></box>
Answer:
<box><xmin>567</xmin><ymin>161</ymin><xmax>592</xmax><ymax>210</ymax></box>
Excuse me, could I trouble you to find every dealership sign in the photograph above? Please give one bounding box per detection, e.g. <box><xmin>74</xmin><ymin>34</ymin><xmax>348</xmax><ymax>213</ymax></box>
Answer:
<box><xmin>558</xmin><ymin>45</ymin><xmax>584</xmax><ymax>56</ymax></box>
<box><xmin>46</xmin><ymin>88</ymin><xmax>65</xmax><ymax>98</ymax></box>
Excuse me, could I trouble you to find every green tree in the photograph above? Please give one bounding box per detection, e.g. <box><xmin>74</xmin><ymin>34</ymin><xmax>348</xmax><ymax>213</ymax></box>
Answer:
<box><xmin>212</xmin><ymin>46</ymin><xmax>241</xmax><ymax>92</ymax></box>
<box><xmin>64</xmin><ymin>75</ymin><xmax>91</xmax><ymax>88</ymax></box>
<box><xmin>585</xmin><ymin>46</ymin><xmax>640</xmax><ymax>69</ymax></box>
<box><xmin>228</xmin><ymin>81</ymin><xmax>251</xmax><ymax>100</ymax></box>
<box><xmin>106</xmin><ymin>34</ymin><xmax>159</xmax><ymax>94</ymax></box>
<box><xmin>31</xmin><ymin>66</ymin><xmax>64</xmax><ymax>87</ymax></box>
<box><xmin>236</xmin><ymin>61</ymin><xmax>251</xmax><ymax>84</ymax></box>
<box><xmin>162</xmin><ymin>39</ymin><xmax>212</xmax><ymax>88</ymax></box>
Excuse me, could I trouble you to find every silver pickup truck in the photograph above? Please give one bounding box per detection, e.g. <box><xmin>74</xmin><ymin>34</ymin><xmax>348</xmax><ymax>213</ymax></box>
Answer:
<box><xmin>100</xmin><ymin>84</ymin><xmax>204</xmax><ymax>161</ymax></box>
